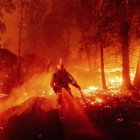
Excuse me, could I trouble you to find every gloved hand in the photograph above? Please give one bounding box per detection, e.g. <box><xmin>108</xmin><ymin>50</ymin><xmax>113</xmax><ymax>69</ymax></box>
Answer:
<box><xmin>72</xmin><ymin>83</ymin><xmax>81</xmax><ymax>90</ymax></box>
<box><xmin>76</xmin><ymin>85</ymin><xmax>81</xmax><ymax>90</ymax></box>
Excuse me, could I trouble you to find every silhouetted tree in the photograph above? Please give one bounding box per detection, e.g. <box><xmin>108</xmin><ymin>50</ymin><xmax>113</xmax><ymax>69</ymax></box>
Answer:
<box><xmin>0</xmin><ymin>48</ymin><xmax>17</xmax><ymax>94</ymax></box>
<box><xmin>0</xmin><ymin>0</ymin><xmax>15</xmax><ymax>33</ymax></box>
<box><xmin>131</xmin><ymin>1</ymin><xmax>140</xmax><ymax>88</ymax></box>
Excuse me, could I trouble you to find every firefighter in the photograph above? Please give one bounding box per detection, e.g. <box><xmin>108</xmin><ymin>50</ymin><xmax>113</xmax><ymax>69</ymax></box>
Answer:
<box><xmin>50</xmin><ymin>60</ymin><xmax>81</xmax><ymax>106</ymax></box>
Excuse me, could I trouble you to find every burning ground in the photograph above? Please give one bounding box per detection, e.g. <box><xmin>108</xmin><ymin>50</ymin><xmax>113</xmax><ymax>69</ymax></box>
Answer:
<box><xmin>0</xmin><ymin>73</ymin><xmax>140</xmax><ymax>140</ymax></box>
<box><xmin>0</xmin><ymin>0</ymin><xmax>140</xmax><ymax>140</ymax></box>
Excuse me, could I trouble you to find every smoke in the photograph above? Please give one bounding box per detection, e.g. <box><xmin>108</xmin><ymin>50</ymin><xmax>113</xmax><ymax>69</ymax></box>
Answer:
<box><xmin>0</xmin><ymin>72</ymin><xmax>57</xmax><ymax>114</ymax></box>
<box><xmin>61</xmin><ymin>89</ymin><xmax>103</xmax><ymax>139</ymax></box>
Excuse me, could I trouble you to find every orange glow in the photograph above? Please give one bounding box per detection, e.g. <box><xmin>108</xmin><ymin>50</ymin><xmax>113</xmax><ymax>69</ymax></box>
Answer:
<box><xmin>0</xmin><ymin>67</ymin><xmax>135</xmax><ymax>114</ymax></box>
<box><xmin>0</xmin><ymin>73</ymin><xmax>57</xmax><ymax>115</ymax></box>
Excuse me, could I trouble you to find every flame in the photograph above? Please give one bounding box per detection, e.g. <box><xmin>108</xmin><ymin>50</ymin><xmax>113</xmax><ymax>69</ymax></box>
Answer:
<box><xmin>0</xmin><ymin>72</ymin><xmax>57</xmax><ymax>114</ymax></box>
<box><xmin>88</xmin><ymin>86</ymin><xmax>98</xmax><ymax>91</ymax></box>
<box><xmin>0</xmin><ymin>67</ymin><xmax>136</xmax><ymax>114</ymax></box>
<box><xmin>76</xmin><ymin>67</ymin><xmax>135</xmax><ymax>106</ymax></box>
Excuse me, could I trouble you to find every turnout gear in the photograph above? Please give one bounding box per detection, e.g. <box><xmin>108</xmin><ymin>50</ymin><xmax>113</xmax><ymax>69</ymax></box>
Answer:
<box><xmin>50</xmin><ymin>60</ymin><xmax>81</xmax><ymax>120</ymax></box>
<box><xmin>50</xmin><ymin>60</ymin><xmax>80</xmax><ymax>98</ymax></box>
<box><xmin>50</xmin><ymin>69</ymin><xmax>80</xmax><ymax>94</ymax></box>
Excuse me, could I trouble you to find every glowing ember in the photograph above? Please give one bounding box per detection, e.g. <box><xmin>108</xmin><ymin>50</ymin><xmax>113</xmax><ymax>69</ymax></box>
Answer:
<box><xmin>88</xmin><ymin>86</ymin><xmax>98</xmax><ymax>91</ymax></box>
<box><xmin>117</xmin><ymin>118</ymin><xmax>124</xmax><ymax>123</ymax></box>
<box><xmin>95</xmin><ymin>97</ymin><xmax>103</xmax><ymax>103</ymax></box>
<box><xmin>0</xmin><ymin>93</ymin><xmax>8</xmax><ymax>98</ymax></box>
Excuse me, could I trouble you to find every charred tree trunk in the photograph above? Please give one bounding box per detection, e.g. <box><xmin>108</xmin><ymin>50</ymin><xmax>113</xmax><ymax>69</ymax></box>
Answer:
<box><xmin>65</xmin><ymin>29</ymin><xmax>70</xmax><ymax>65</ymax></box>
<box><xmin>133</xmin><ymin>50</ymin><xmax>140</xmax><ymax>88</ymax></box>
<box><xmin>85</xmin><ymin>43</ymin><xmax>91</xmax><ymax>70</ymax></box>
<box><xmin>17</xmin><ymin>0</ymin><xmax>24</xmax><ymax>83</ymax></box>
<box><xmin>92</xmin><ymin>45</ymin><xmax>98</xmax><ymax>73</ymax></box>
<box><xmin>100</xmin><ymin>45</ymin><xmax>107</xmax><ymax>91</ymax></box>
<box><xmin>120</xmin><ymin>20</ymin><xmax>132</xmax><ymax>90</ymax></box>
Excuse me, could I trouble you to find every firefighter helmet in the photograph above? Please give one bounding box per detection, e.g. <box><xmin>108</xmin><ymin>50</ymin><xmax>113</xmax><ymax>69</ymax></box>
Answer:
<box><xmin>56</xmin><ymin>59</ymin><xmax>65</xmax><ymax>70</ymax></box>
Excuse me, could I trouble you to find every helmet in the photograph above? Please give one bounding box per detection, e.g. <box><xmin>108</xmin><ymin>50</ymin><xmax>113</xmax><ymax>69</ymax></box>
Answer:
<box><xmin>56</xmin><ymin>59</ymin><xmax>65</xmax><ymax>70</ymax></box>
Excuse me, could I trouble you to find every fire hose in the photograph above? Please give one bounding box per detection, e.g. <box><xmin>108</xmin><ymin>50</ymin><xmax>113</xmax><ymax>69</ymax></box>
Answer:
<box><xmin>67</xmin><ymin>72</ymin><xmax>89</xmax><ymax>107</ymax></box>
<box><xmin>78</xmin><ymin>89</ymin><xmax>89</xmax><ymax>107</ymax></box>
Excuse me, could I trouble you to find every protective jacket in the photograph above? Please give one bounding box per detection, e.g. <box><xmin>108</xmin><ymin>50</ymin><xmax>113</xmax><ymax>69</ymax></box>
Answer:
<box><xmin>50</xmin><ymin>69</ymin><xmax>79</xmax><ymax>93</ymax></box>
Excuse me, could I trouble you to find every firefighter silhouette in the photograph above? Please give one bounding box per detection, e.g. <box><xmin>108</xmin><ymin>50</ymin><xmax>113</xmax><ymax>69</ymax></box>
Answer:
<box><xmin>50</xmin><ymin>59</ymin><xmax>80</xmax><ymax>105</ymax></box>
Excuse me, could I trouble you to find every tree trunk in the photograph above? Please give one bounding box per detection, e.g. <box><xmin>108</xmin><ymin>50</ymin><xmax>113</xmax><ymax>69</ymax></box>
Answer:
<box><xmin>85</xmin><ymin>43</ymin><xmax>91</xmax><ymax>70</ymax></box>
<box><xmin>92</xmin><ymin>45</ymin><xmax>98</xmax><ymax>73</ymax></box>
<box><xmin>133</xmin><ymin>50</ymin><xmax>140</xmax><ymax>88</ymax></box>
<box><xmin>17</xmin><ymin>0</ymin><xmax>24</xmax><ymax>83</ymax></box>
<box><xmin>100</xmin><ymin>45</ymin><xmax>107</xmax><ymax>91</ymax></box>
<box><xmin>65</xmin><ymin>29</ymin><xmax>70</xmax><ymax>65</ymax></box>
<box><xmin>120</xmin><ymin>21</ymin><xmax>132</xmax><ymax>90</ymax></box>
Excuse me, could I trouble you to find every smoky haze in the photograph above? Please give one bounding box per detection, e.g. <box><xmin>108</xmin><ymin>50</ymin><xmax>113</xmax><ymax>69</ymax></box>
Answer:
<box><xmin>1</xmin><ymin>0</ymin><xmax>82</xmax><ymax>67</ymax></box>
<box><xmin>0</xmin><ymin>0</ymin><xmax>140</xmax><ymax>90</ymax></box>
